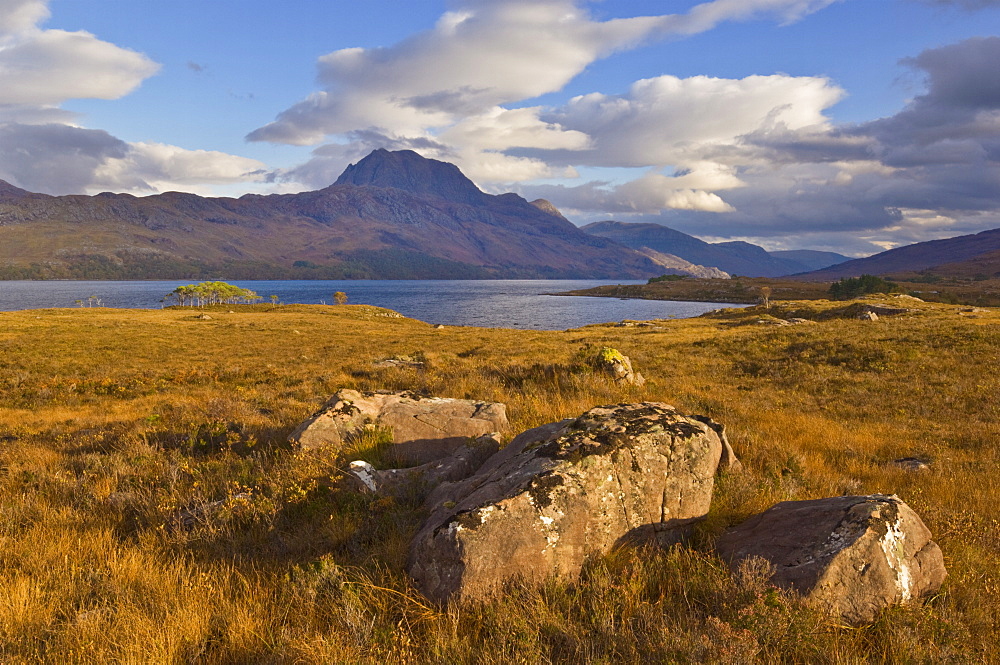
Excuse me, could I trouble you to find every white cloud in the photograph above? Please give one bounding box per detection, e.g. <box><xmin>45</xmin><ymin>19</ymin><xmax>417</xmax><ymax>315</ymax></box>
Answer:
<box><xmin>0</xmin><ymin>0</ymin><xmax>48</xmax><ymax>36</ymax></box>
<box><xmin>540</xmin><ymin>73</ymin><xmax>843</xmax><ymax>168</ymax></box>
<box><xmin>93</xmin><ymin>142</ymin><xmax>266</xmax><ymax>195</ymax></box>
<box><xmin>250</xmin><ymin>0</ymin><xmax>842</xmax><ymax>185</ymax></box>
<box><xmin>0</xmin><ymin>13</ymin><xmax>158</xmax><ymax>106</ymax></box>
<box><xmin>0</xmin><ymin>123</ymin><xmax>267</xmax><ymax>195</ymax></box>
<box><xmin>0</xmin><ymin>1</ymin><xmax>267</xmax><ymax>195</ymax></box>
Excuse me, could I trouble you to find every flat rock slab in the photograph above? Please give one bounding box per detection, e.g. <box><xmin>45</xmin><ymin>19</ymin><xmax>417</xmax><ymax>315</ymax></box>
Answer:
<box><xmin>408</xmin><ymin>402</ymin><xmax>729</xmax><ymax>603</ymax></box>
<box><xmin>289</xmin><ymin>389</ymin><xmax>508</xmax><ymax>466</ymax></box>
<box><xmin>717</xmin><ymin>494</ymin><xmax>946</xmax><ymax>624</ymax></box>
<box><xmin>345</xmin><ymin>433</ymin><xmax>502</xmax><ymax>502</ymax></box>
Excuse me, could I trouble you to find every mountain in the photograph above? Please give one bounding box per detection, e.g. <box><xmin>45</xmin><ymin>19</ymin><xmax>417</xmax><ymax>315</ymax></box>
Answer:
<box><xmin>0</xmin><ymin>150</ymin><xmax>668</xmax><ymax>280</ymax></box>
<box><xmin>769</xmin><ymin>250</ymin><xmax>850</xmax><ymax>272</ymax></box>
<box><xmin>795</xmin><ymin>228</ymin><xmax>1000</xmax><ymax>281</ymax></box>
<box><xmin>580</xmin><ymin>221</ymin><xmax>843</xmax><ymax>277</ymax></box>
<box><xmin>630</xmin><ymin>248</ymin><xmax>730</xmax><ymax>279</ymax></box>
<box><xmin>0</xmin><ymin>180</ymin><xmax>31</xmax><ymax>199</ymax></box>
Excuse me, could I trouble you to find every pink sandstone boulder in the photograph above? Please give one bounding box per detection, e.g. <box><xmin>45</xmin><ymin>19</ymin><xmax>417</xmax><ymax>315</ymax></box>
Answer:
<box><xmin>288</xmin><ymin>389</ymin><xmax>508</xmax><ymax>466</ymax></box>
<box><xmin>408</xmin><ymin>403</ymin><xmax>735</xmax><ymax>603</ymax></box>
<box><xmin>716</xmin><ymin>494</ymin><xmax>946</xmax><ymax>624</ymax></box>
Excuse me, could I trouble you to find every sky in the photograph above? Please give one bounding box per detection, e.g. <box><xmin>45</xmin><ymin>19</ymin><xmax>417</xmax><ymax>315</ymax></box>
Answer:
<box><xmin>1</xmin><ymin>1</ymin><xmax>1000</xmax><ymax>256</ymax></box>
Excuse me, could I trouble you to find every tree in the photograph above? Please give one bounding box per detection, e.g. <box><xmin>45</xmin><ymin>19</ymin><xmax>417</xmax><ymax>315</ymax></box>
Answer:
<box><xmin>165</xmin><ymin>281</ymin><xmax>259</xmax><ymax>307</ymax></box>
<box><xmin>333</xmin><ymin>291</ymin><xmax>348</xmax><ymax>305</ymax></box>
<box><xmin>828</xmin><ymin>275</ymin><xmax>899</xmax><ymax>300</ymax></box>
<box><xmin>270</xmin><ymin>295</ymin><xmax>279</xmax><ymax>305</ymax></box>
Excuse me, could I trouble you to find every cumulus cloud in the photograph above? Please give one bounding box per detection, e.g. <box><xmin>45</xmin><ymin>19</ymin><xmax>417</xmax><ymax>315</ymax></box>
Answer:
<box><xmin>251</xmin><ymin>0</ymin><xmax>840</xmax><ymax>183</ymax></box>
<box><xmin>747</xmin><ymin>37</ymin><xmax>1000</xmax><ymax>216</ymax></box>
<box><xmin>0</xmin><ymin>122</ymin><xmax>129</xmax><ymax>193</ymax></box>
<box><xmin>524</xmin><ymin>36</ymin><xmax>1000</xmax><ymax>253</ymax></box>
<box><xmin>0</xmin><ymin>0</ymin><xmax>48</xmax><ymax>35</ymax></box>
<box><xmin>0</xmin><ymin>28</ymin><xmax>158</xmax><ymax>105</ymax></box>
<box><xmin>533</xmin><ymin>73</ymin><xmax>844</xmax><ymax>168</ymax></box>
<box><xmin>0</xmin><ymin>0</ymin><xmax>266</xmax><ymax>195</ymax></box>
<box><xmin>0</xmin><ymin>123</ymin><xmax>266</xmax><ymax>195</ymax></box>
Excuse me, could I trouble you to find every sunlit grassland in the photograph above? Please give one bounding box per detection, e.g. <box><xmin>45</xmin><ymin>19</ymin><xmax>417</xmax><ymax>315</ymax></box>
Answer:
<box><xmin>0</xmin><ymin>299</ymin><xmax>997</xmax><ymax>663</ymax></box>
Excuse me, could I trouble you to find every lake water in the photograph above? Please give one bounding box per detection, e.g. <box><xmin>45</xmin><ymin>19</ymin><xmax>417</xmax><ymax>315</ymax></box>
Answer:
<box><xmin>0</xmin><ymin>280</ymin><xmax>740</xmax><ymax>330</ymax></box>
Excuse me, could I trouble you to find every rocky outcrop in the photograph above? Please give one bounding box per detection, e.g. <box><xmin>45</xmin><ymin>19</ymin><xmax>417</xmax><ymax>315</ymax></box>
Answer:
<box><xmin>716</xmin><ymin>494</ymin><xmax>946</xmax><ymax>624</ymax></box>
<box><xmin>634</xmin><ymin>247</ymin><xmax>731</xmax><ymax>279</ymax></box>
<box><xmin>289</xmin><ymin>389</ymin><xmax>508</xmax><ymax>466</ymax></box>
<box><xmin>408</xmin><ymin>403</ymin><xmax>733</xmax><ymax>603</ymax></box>
<box><xmin>594</xmin><ymin>347</ymin><xmax>645</xmax><ymax>387</ymax></box>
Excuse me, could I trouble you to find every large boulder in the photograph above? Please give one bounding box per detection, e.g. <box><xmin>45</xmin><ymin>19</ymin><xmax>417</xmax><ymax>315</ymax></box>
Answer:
<box><xmin>716</xmin><ymin>494</ymin><xmax>946</xmax><ymax>624</ymax></box>
<box><xmin>288</xmin><ymin>389</ymin><xmax>508</xmax><ymax>466</ymax></box>
<box><xmin>594</xmin><ymin>347</ymin><xmax>645</xmax><ymax>386</ymax></box>
<box><xmin>408</xmin><ymin>403</ymin><xmax>732</xmax><ymax>603</ymax></box>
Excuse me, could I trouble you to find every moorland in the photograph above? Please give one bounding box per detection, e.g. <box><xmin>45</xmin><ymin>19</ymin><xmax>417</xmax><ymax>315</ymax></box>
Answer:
<box><xmin>558</xmin><ymin>274</ymin><xmax>1000</xmax><ymax>308</ymax></box>
<box><xmin>0</xmin><ymin>297</ymin><xmax>996</xmax><ymax>663</ymax></box>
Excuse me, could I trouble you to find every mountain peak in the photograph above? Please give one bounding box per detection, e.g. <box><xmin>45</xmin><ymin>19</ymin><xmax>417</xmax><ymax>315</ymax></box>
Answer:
<box><xmin>334</xmin><ymin>149</ymin><xmax>485</xmax><ymax>205</ymax></box>
<box><xmin>0</xmin><ymin>179</ymin><xmax>31</xmax><ymax>199</ymax></box>
<box><xmin>529</xmin><ymin>199</ymin><xmax>568</xmax><ymax>221</ymax></box>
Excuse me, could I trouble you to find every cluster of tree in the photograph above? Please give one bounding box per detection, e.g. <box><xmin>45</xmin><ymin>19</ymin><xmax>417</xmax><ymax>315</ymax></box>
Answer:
<box><xmin>165</xmin><ymin>281</ymin><xmax>260</xmax><ymax>307</ymax></box>
<box><xmin>828</xmin><ymin>274</ymin><xmax>899</xmax><ymax>300</ymax></box>
<box><xmin>647</xmin><ymin>274</ymin><xmax>688</xmax><ymax>284</ymax></box>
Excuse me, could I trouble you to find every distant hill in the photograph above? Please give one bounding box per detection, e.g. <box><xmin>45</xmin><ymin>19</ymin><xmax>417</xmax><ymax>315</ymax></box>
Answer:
<box><xmin>795</xmin><ymin>228</ymin><xmax>1000</xmax><ymax>281</ymax></box>
<box><xmin>580</xmin><ymin>221</ymin><xmax>847</xmax><ymax>277</ymax></box>
<box><xmin>769</xmin><ymin>250</ymin><xmax>850</xmax><ymax>272</ymax></box>
<box><xmin>0</xmin><ymin>150</ymin><xmax>671</xmax><ymax>280</ymax></box>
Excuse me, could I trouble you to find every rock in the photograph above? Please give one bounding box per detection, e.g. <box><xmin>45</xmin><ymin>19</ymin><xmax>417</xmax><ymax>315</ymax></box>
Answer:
<box><xmin>373</xmin><ymin>356</ymin><xmax>425</xmax><ymax>370</ymax></box>
<box><xmin>345</xmin><ymin>433</ymin><xmax>502</xmax><ymax>501</ymax></box>
<box><xmin>757</xmin><ymin>318</ymin><xmax>791</xmax><ymax>326</ymax></box>
<box><xmin>691</xmin><ymin>415</ymin><xmax>742</xmax><ymax>473</ymax></box>
<box><xmin>408</xmin><ymin>403</ymin><xmax>729</xmax><ymax>603</ymax></box>
<box><xmin>195</xmin><ymin>314</ymin><xmax>213</xmax><ymax>320</ymax></box>
<box><xmin>288</xmin><ymin>389</ymin><xmax>508</xmax><ymax>465</ymax></box>
<box><xmin>858</xmin><ymin>311</ymin><xmax>879</xmax><ymax>321</ymax></box>
<box><xmin>865</xmin><ymin>305</ymin><xmax>911</xmax><ymax>316</ymax></box>
<box><xmin>594</xmin><ymin>347</ymin><xmax>645</xmax><ymax>386</ymax></box>
<box><xmin>889</xmin><ymin>457</ymin><xmax>930</xmax><ymax>472</ymax></box>
<box><xmin>787</xmin><ymin>318</ymin><xmax>816</xmax><ymax>325</ymax></box>
<box><xmin>716</xmin><ymin>494</ymin><xmax>946</xmax><ymax>624</ymax></box>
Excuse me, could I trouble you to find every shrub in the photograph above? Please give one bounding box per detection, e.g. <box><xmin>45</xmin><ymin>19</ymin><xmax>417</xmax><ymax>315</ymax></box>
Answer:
<box><xmin>828</xmin><ymin>274</ymin><xmax>899</xmax><ymax>300</ymax></box>
<box><xmin>648</xmin><ymin>274</ymin><xmax>688</xmax><ymax>284</ymax></box>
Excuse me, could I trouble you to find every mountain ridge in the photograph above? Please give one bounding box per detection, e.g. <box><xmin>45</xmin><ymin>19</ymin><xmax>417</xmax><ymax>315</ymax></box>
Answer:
<box><xmin>580</xmin><ymin>220</ymin><xmax>848</xmax><ymax>277</ymax></box>
<box><xmin>0</xmin><ymin>150</ymin><xmax>669</xmax><ymax>280</ymax></box>
<box><xmin>793</xmin><ymin>227</ymin><xmax>1000</xmax><ymax>280</ymax></box>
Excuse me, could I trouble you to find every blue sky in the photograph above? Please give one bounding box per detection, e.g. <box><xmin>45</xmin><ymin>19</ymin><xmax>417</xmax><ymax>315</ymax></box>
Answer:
<box><xmin>2</xmin><ymin>0</ymin><xmax>1000</xmax><ymax>255</ymax></box>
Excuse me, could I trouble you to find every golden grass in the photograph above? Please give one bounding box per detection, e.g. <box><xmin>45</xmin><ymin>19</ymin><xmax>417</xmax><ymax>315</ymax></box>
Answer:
<box><xmin>0</xmin><ymin>298</ymin><xmax>997</xmax><ymax>662</ymax></box>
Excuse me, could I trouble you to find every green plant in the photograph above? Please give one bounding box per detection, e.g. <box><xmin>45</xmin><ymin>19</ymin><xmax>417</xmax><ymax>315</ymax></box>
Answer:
<box><xmin>648</xmin><ymin>274</ymin><xmax>688</xmax><ymax>284</ymax></box>
<box><xmin>166</xmin><ymin>281</ymin><xmax>260</xmax><ymax>307</ymax></box>
<box><xmin>828</xmin><ymin>274</ymin><xmax>899</xmax><ymax>300</ymax></box>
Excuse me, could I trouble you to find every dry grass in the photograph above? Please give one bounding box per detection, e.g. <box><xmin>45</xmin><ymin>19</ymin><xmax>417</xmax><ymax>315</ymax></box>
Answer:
<box><xmin>0</xmin><ymin>298</ymin><xmax>997</xmax><ymax>663</ymax></box>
